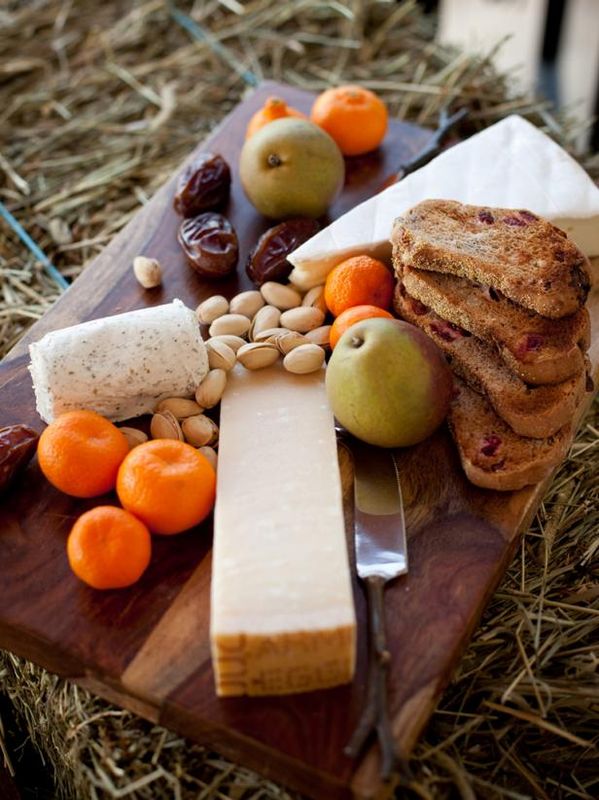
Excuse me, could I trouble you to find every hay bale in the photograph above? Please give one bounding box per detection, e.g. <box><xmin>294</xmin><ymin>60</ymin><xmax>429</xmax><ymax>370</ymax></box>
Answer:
<box><xmin>1</xmin><ymin>1</ymin><xmax>597</xmax><ymax>798</ymax></box>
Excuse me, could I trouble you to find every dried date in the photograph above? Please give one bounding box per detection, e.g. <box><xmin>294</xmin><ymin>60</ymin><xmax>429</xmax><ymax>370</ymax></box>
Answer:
<box><xmin>178</xmin><ymin>212</ymin><xmax>238</xmax><ymax>279</ymax></box>
<box><xmin>174</xmin><ymin>153</ymin><xmax>231</xmax><ymax>217</ymax></box>
<box><xmin>0</xmin><ymin>424</ymin><xmax>39</xmax><ymax>492</ymax></box>
<box><xmin>247</xmin><ymin>218</ymin><xmax>320</xmax><ymax>285</ymax></box>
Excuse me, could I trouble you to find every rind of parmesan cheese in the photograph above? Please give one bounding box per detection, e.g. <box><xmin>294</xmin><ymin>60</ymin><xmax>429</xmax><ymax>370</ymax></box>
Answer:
<box><xmin>29</xmin><ymin>299</ymin><xmax>208</xmax><ymax>423</ymax></box>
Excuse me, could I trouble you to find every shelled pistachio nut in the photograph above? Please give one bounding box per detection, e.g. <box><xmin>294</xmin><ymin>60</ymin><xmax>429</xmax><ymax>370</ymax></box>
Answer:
<box><xmin>119</xmin><ymin>426</ymin><xmax>148</xmax><ymax>449</ymax></box>
<box><xmin>237</xmin><ymin>342</ymin><xmax>280</xmax><ymax>370</ymax></box>
<box><xmin>283</xmin><ymin>343</ymin><xmax>325</xmax><ymax>374</ymax></box>
<box><xmin>260</xmin><ymin>281</ymin><xmax>302</xmax><ymax>310</ymax></box>
<box><xmin>182</xmin><ymin>414</ymin><xmax>219</xmax><ymax>447</ymax></box>
<box><xmin>206</xmin><ymin>339</ymin><xmax>236</xmax><ymax>371</ymax></box>
<box><xmin>196</xmin><ymin>295</ymin><xmax>229</xmax><ymax>324</ymax></box>
<box><xmin>279</xmin><ymin>306</ymin><xmax>325</xmax><ymax>333</ymax></box>
<box><xmin>229</xmin><ymin>290</ymin><xmax>265</xmax><ymax>319</ymax></box>
<box><xmin>208</xmin><ymin>313</ymin><xmax>251</xmax><ymax>338</ymax></box>
<box><xmin>150</xmin><ymin>410</ymin><xmax>184</xmax><ymax>441</ymax></box>
<box><xmin>156</xmin><ymin>397</ymin><xmax>204</xmax><ymax>419</ymax></box>
<box><xmin>195</xmin><ymin>369</ymin><xmax>227</xmax><ymax>409</ymax></box>
<box><xmin>249</xmin><ymin>305</ymin><xmax>281</xmax><ymax>340</ymax></box>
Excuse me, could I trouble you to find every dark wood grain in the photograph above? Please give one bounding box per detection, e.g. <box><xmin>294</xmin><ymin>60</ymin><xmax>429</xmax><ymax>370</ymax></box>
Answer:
<box><xmin>0</xmin><ymin>81</ymin><xmax>597</xmax><ymax>800</ymax></box>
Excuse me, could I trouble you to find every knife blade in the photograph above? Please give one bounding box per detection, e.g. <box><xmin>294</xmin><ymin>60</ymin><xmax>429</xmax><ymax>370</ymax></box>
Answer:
<box><xmin>340</xmin><ymin>436</ymin><xmax>409</xmax><ymax>781</ymax></box>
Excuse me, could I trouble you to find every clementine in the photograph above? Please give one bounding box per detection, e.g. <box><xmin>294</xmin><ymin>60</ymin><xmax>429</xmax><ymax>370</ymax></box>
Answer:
<box><xmin>37</xmin><ymin>410</ymin><xmax>129</xmax><ymax>498</ymax></box>
<box><xmin>117</xmin><ymin>439</ymin><xmax>216</xmax><ymax>535</ymax></box>
<box><xmin>329</xmin><ymin>305</ymin><xmax>393</xmax><ymax>349</ymax></box>
<box><xmin>310</xmin><ymin>85</ymin><xmax>388</xmax><ymax>156</ymax></box>
<box><xmin>67</xmin><ymin>506</ymin><xmax>152</xmax><ymax>590</ymax></box>
<box><xmin>324</xmin><ymin>255</ymin><xmax>394</xmax><ymax>317</ymax></box>
<box><xmin>245</xmin><ymin>96</ymin><xmax>306</xmax><ymax>139</ymax></box>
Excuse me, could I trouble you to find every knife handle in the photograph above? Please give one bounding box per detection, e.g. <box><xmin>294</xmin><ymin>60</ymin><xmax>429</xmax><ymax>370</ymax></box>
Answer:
<box><xmin>345</xmin><ymin>575</ymin><xmax>398</xmax><ymax>780</ymax></box>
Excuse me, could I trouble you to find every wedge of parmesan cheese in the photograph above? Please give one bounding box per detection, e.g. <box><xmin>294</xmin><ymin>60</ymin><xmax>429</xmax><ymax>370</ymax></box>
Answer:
<box><xmin>211</xmin><ymin>363</ymin><xmax>356</xmax><ymax>696</ymax></box>
<box><xmin>288</xmin><ymin>114</ymin><xmax>599</xmax><ymax>289</ymax></box>
<box><xmin>29</xmin><ymin>299</ymin><xmax>208</xmax><ymax>422</ymax></box>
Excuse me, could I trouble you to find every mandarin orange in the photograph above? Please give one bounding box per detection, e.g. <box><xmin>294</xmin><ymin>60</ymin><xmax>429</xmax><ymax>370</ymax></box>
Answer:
<box><xmin>67</xmin><ymin>506</ymin><xmax>152</xmax><ymax>590</ymax></box>
<box><xmin>329</xmin><ymin>305</ymin><xmax>393</xmax><ymax>349</ymax></box>
<box><xmin>324</xmin><ymin>255</ymin><xmax>394</xmax><ymax>317</ymax></box>
<box><xmin>37</xmin><ymin>410</ymin><xmax>129</xmax><ymax>498</ymax></box>
<box><xmin>117</xmin><ymin>439</ymin><xmax>215</xmax><ymax>535</ymax></box>
<box><xmin>245</xmin><ymin>96</ymin><xmax>306</xmax><ymax>139</ymax></box>
<box><xmin>310</xmin><ymin>85</ymin><xmax>387</xmax><ymax>156</ymax></box>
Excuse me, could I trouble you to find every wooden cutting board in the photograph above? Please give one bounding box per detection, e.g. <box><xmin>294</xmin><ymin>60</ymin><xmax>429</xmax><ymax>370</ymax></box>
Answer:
<box><xmin>0</xmin><ymin>81</ymin><xmax>597</xmax><ymax>800</ymax></box>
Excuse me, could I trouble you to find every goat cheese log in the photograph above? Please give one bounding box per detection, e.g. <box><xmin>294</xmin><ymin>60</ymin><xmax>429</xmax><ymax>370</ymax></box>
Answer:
<box><xmin>29</xmin><ymin>300</ymin><xmax>208</xmax><ymax>423</ymax></box>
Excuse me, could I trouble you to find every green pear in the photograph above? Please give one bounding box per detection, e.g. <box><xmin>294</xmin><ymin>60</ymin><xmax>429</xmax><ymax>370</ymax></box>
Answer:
<box><xmin>239</xmin><ymin>118</ymin><xmax>344</xmax><ymax>219</ymax></box>
<box><xmin>326</xmin><ymin>317</ymin><xmax>453</xmax><ymax>448</ymax></box>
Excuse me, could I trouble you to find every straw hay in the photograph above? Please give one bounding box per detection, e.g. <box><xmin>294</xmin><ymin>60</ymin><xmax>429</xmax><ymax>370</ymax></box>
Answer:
<box><xmin>1</xmin><ymin>1</ymin><xmax>597</xmax><ymax>798</ymax></box>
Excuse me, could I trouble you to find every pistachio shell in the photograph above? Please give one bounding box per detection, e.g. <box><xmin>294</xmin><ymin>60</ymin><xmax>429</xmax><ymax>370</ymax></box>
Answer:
<box><xmin>156</xmin><ymin>397</ymin><xmax>204</xmax><ymax>419</ymax></box>
<box><xmin>283</xmin><ymin>343</ymin><xmax>325</xmax><ymax>374</ymax></box>
<box><xmin>150</xmin><ymin>410</ymin><xmax>184</xmax><ymax>440</ymax></box>
<box><xmin>198</xmin><ymin>445</ymin><xmax>217</xmax><ymax>471</ymax></box>
<box><xmin>119</xmin><ymin>426</ymin><xmax>148</xmax><ymax>449</ymax></box>
<box><xmin>195</xmin><ymin>369</ymin><xmax>227</xmax><ymax>409</ymax></box>
<box><xmin>260</xmin><ymin>281</ymin><xmax>302</xmax><ymax>310</ymax></box>
<box><xmin>279</xmin><ymin>306</ymin><xmax>325</xmax><ymax>333</ymax></box>
<box><xmin>206</xmin><ymin>339</ymin><xmax>236</xmax><ymax>371</ymax></box>
<box><xmin>276</xmin><ymin>331</ymin><xmax>308</xmax><ymax>354</ymax></box>
<box><xmin>301</xmin><ymin>285</ymin><xmax>327</xmax><ymax>314</ymax></box>
<box><xmin>209</xmin><ymin>334</ymin><xmax>245</xmax><ymax>353</ymax></box>
<box><xmin>196</xmin><ymin>295</ymin><xmax>229</xmax><ymax>324</ymax></box>
<box><xmin>252</xmin><ymin>326</ymin><xmax>290</xmax><ymax>343</ymax></box>
<box><xmin>182</xmin><ymin>414</ymin><xmax>219</xmax><ymax>447</ymax></box>
<box><xmin>304</xmin><ymin>325</ymin><xmax>331</xmax><ymax>348</ymax></box>
<box><xmin>209</xmin><ymin>313</ymin><xmax>251</xmax><ymax>338</ymax></box>
<box><xmin>229</xmin><ymin>290</ymin><xmax>265</xmax><ymax>319</ymax></box>
<box><xmin>249</xmin><ymin>305</ymin><xmax>281</xmax><ymax>340</ymax></box>
<box><xmin>237</xmin><ymin>342</ymin><xmax>280</xmax><ymax>370</ymax></box>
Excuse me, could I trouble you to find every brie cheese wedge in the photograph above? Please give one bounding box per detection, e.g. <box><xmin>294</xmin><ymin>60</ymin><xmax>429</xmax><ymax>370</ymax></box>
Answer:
<box><xmin>288</xmin><ymin>115</ymin><xmax>599</xmax><ymax>289</ymax></box>
<box><xmin>29</xmin><ymin>299</ymin><xmax>208</xmax><ymax>423</ymax></box>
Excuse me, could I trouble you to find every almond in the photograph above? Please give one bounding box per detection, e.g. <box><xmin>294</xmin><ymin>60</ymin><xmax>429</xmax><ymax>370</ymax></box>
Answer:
<box><xmin>150</xmin><ymin>410</ymin><xmax>184</xmax><ymax>441</ymax></box>
<box><xmin>279</xmin><ymin>306</ymin><xmax>325</xmax><ymax>333</ymax></box>
<box><xmin>237</xmin><ymin>342</ymin><xmax>280</xmax><ymax>370</ymax></box>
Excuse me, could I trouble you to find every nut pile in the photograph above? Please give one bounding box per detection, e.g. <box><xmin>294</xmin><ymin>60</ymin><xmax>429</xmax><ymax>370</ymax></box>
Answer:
<box><xmin>122</xmin><ymin>279</ymin><xmax>330</xmax><ymax>469</ymax></box>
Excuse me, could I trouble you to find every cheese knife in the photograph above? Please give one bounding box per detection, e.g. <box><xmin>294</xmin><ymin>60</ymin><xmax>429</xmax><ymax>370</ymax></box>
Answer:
<box><xmin>339</xmin><ymin>434</ymin><xmax>408</xmax><ymax>780</ymax></box>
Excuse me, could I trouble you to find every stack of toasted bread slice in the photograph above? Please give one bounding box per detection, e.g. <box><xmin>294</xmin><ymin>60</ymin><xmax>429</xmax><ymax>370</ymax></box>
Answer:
<box><xmin>391</xmin><ymin>199</ymin><xmax>593</xmax><ymax>491</ymax></box>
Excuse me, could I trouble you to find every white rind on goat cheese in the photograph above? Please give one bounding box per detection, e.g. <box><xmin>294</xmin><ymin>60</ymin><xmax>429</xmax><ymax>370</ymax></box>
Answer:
<box><xmin>288</xmin><ymin>114</ymin><xmax>599</xmax><ymax>289</ymax></box>
<box><xmin>29</xmin><ymin>299</ymin><xmax>208</xmax><ymax>423</ymax></box>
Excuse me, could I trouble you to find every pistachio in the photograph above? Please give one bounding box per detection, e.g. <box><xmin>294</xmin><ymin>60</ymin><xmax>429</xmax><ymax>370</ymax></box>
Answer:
<box><xmin>119</xmin><ymin>426</ymin><xmax>148</xmax><ymax>449</ymax></box>
<box><xmin>156</xmin><ymin>397</ymin><xmax>204</xmax><ymax>419</ymax></box>
<box><xmin>249</xmin><ymin>305</ymin><xmax>281</xmax><ymax>340</ymax></box>
<box><xmin>209</xmin><ymin>334</ymin><xmax>245</xmax><ymax>353</ymax></box>
<box><xmin>252</xmin><ymin>326</ymin><xmax>289</xmax><ymax>343</ymax></box>
<box><xmin>283</xmin><ymin>343</ymin><xmax>325</xmax><ymax>374</ymax></box>
<box><xmin>198</xmin><ymin>445</ymin><xmax>218</xmax><ymax>471</ymax></box>
<box><xmin>302</xmin><ymin>285</ymin><xmax>327</xmax><ymax>314</ymax></box>
<box><xmin>206</xmin><ymin>339</ymin><xmax>236</xmax><ymax>371</ymax></box>
<box><xmin>196</xmin><ymin>295</ymin><xmax>229</xmax><ymax>324</ymax></box>
<box><xmin>150</xmin><ymin>410</ymin><xmax>184</xmax><ymax>440</ymax></box>
<box><xmin>237</xmin><ymin>342</ymin><xmax>280</xmax><ymax>370</ymax></box>
<box><xmin>229</xmin><ymin>290</ymin><xmax>265</xmax><ymax>319</ymax></box>
<box><xmin>195</xmin><ymin>369</ymin><xmax>227</xmax><ymax>409</ymax></box>
<box><xmin>209</xmin><ymin>313</ymin><xmax>251</xmax><ymax>338</ymax></box>
<box><xmin>279</xmin><ymin>306</ymin><xmax>325</xmax><ymax>333</ymax></box>
<box><xmin>182</xmin><ymin>414</ymin><xmax>219</xmax><ymax>447</ymax></box>
<box><xmin>304</xmin><ymin>324</ymin><xmax>331</xmax><ymax>348</ymax></box>
<box><xmin>260</xmin><ymin>281</ymin><xmax>302</xmax><ymax>310</ymax></box>
<box><xmin>276</xmin><ymin>330</ymin><xmax>308</xmax><ymax>354</ymax></box>
<box><xmin>133</xmin><ymin>256</ymin><xmax>162</xmax><ymax>289</ymax></box>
